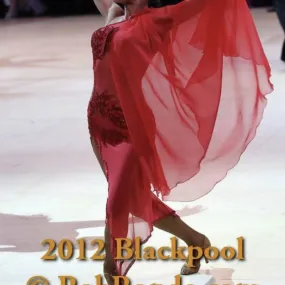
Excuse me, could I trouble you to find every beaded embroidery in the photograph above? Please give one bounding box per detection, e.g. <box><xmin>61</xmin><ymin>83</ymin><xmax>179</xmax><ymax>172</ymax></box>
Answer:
<box><xmin>91</xmin><ymin>26</ymin><xmax>119</xmax><ymax>61</ymax></box>
<box><xmin>89</xmin><ymin>26</ymin><xmax>128</xmax><ymax>146</ymax></box>
<box><xmin>88</xmin><ymin>91</ymin><xmax>129</xmax><ymax>146</ymax></box>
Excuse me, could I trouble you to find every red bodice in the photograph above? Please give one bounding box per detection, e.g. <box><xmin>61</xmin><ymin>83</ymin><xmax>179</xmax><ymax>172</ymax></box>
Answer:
<box><xmin>88</xmin><ymin>25</ymin><xmax>129</xmax><ymax>146</ymax></box>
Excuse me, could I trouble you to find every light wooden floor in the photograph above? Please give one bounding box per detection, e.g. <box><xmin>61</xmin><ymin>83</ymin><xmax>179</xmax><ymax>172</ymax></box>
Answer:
<box><xmin>0</xmin><ymin>8</ymin><xmax>285</xmax><ymax>285</ymax></box>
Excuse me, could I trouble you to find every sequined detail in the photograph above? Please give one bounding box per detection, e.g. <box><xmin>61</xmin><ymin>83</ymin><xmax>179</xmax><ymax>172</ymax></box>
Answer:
<box><xmin>91</xmin><ymin>26</ymin><xmax>119</xmax><ymax>61</ymax></box>
<box><xmin>88</xmin><ymin>91</ymin><xmax>129</xmax><ymax>146</ymax></box>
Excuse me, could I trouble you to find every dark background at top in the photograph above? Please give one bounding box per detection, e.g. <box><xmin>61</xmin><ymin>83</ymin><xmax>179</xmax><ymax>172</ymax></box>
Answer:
<box><xmin>41</xmin><ymin>0</ymin><xmax>99</xmax><ymax>16</ymax></box>
<box><xmin>0</xmin><ymin>0</ymin><xmax>275</xmax><ymax>19</ymax></box>
<box><xmin>0</xmin><ymin>0</ymin><xmax>99</xmax><ymax>18</ymax></box>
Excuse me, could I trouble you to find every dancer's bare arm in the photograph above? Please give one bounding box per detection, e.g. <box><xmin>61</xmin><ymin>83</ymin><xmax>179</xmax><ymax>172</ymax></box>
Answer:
<box><xmin>92</xmin><ymin>0</ymin><xmax>124</xmax><ymax>23</ymax></box>
<box><xmin>92</xmin><ymin>0</ymin><xmax>113</xmax><ymax>16</ymax></box>
<box><xmin>105</xmin><ymin>2</ymin><xmax>124</xmax><ymax>25</ymax></box>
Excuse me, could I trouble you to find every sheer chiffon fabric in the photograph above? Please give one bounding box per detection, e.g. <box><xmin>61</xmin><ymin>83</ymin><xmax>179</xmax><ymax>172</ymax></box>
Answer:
<box><xmin>89</xmin><ymin>0</ymin><xmax>273</xmax><ymax>276</ymax></box>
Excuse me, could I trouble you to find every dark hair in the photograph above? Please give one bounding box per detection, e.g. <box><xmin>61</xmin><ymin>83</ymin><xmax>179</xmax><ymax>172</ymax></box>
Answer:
<box><xmin>116</xmin><ymin>0</ymin><xmax>182</xmax><ymax>10</ymax></box>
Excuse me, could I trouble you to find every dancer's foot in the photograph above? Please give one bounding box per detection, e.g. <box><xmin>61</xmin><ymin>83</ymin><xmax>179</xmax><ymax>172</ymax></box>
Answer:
<box><xmin>104</xmin><ymin>261</ymin><xmax>126</xmax><ymax>285</ymax></box>
<box><xmin>104</xmin><ymin>261</ymin><xmax>119</xmax><ymax>285</ymax></box>
<box><xmin>180</xmin><ymin>235</ymin><xmax>211</xmax><ymax>275</ymax></box>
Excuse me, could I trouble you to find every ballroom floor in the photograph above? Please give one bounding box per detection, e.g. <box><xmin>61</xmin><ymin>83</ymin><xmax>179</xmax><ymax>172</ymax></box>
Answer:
<box><xmin>1</xmin><ymin>8</ymin><xmax>285</xmax><ymax>285</ymax></box>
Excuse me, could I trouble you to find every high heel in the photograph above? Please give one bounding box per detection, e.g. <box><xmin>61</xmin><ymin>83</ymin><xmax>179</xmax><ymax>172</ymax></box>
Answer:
<box><xmin>180</xmin><ymin>235</ymin><xmax>211</xmax><ymax>275</ymax></box>
<box><xmin>104</xmin><ymin>272</ymin><xmax>113</xmax><ymax>285</ymax></box>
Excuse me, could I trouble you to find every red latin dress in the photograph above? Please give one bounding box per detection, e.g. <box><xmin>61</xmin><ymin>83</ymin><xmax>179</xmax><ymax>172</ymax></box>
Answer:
<box><xmin>87</xmin><ymin>0</ymin><xmax>273</xmax><ymax>276</ymax></box>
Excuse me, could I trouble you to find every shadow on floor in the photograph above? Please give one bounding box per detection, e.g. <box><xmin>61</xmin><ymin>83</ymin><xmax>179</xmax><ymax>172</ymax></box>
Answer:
<box><xmin>0</xmin><ymin>205</ymin><xmax>206</xmax><ymax>252</ymax></box>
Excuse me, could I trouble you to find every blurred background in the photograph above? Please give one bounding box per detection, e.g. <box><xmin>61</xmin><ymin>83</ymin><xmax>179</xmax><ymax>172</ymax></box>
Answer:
<box><xmin>0</xmin><ymin>0</ymin><xmax>99</xmax><ymax>19</ymax></box>
<box><xmin>0</xmin><ymin>0</ymin><xmax>276</xmax><ymax>19</ymax></box>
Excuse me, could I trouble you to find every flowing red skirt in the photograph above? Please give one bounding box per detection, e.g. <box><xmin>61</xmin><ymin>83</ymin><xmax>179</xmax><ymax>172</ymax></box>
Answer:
<box><xmin>88</xmin><ymin>0</ymin><xmax>273</xmax><ymax>276</ymax></box>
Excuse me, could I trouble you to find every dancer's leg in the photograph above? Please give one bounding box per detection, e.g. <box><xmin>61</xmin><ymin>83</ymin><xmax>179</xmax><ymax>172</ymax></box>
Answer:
<box><xmin>152</xmin><ymin>196</ymin><xmax>210</xmax><ymax>274</ymax></box>
<box><xmin>91</xmin><ymin>136</ymin><xmax>205</xmax><ymax>278</ymax></box>
<box><xmin>90</xmin><ymin>137</ymin><xmax>106</xmax><ymax>175</ymax></box>
<box><xmin>90</xmin><ymin>137</ymin><xmax>119</xmax><ymax>284</ymax></box>
<box><xmin>275</xmin><ymin>0</ymin><xmax>285</xmax><ymax>31</ymax></box>
<box><xmin>281</xmin><ymin>40</ymin><xmax>285</xmax><ymax>62</ymax></box>
<box><xmin>275</xmin><ymin>0</ymin><xmax>285</xmax><ymax>61</ymax></box>
<box><xmin>154</xmin><ymin>213</ymin><xmax>205</xmax><ymax>247</ymax></box>
<box><xmin>104</xmin><ymin>226</ymin><xmax>120</xmax><ymax>284</ymax></box>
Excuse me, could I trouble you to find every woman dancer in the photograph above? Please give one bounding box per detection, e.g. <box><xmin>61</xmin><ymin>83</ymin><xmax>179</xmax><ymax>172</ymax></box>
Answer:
<box><xmin>88</xmin><ymin>0</ymin><xmax>273</xmax><ymax>283</ymax></box>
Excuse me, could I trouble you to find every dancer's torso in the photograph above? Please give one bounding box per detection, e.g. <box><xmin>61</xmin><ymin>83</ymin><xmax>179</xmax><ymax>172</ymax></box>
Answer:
<box><xmin>88</xmin><ymin>22</ymin><xmax>129</xmax><ymax>146</ymax></box>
